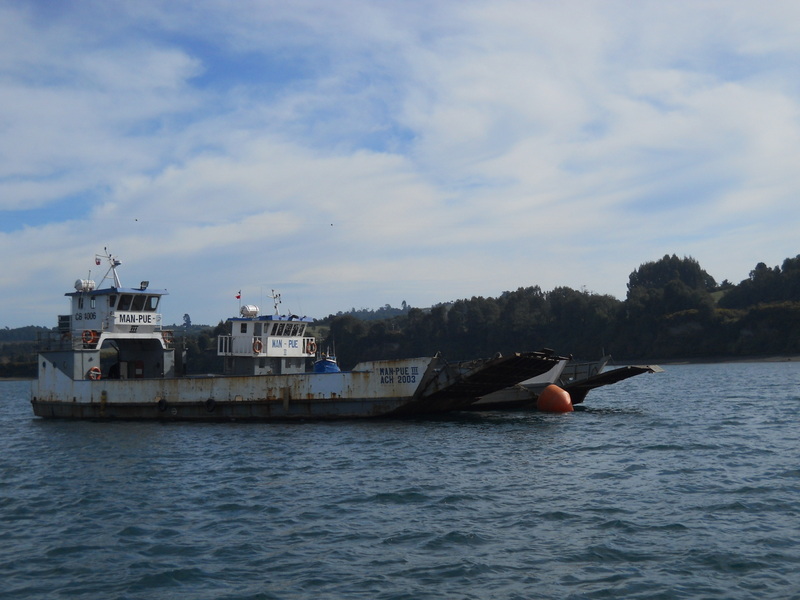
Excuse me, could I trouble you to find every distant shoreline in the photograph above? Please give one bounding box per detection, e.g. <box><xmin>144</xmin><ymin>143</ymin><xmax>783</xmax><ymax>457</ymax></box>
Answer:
<box><xmin>617</xmin><ymin>354</ymin><xmax>800</xmax><ymax>366</ymax></box>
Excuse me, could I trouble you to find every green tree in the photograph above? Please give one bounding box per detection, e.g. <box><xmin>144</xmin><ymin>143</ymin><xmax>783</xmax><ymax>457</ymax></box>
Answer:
<box><xmin>719</xmin><ymin>256</ymin><xmax>800</xmax><ymax>309</ymax></box>
<box><xmin>628</xmin><ymin>254</ymin><xmax>716</xmax><ymax>295</ymax></box>
<box><xmin>323</xmin><ymin>314</ymin><xmax>367</xmax><ymax>369</ymax></box>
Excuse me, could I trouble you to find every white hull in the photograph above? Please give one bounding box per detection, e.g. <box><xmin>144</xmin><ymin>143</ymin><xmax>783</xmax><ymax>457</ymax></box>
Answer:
<box><xmin>32</xmin><ymin>353</ymin><xmax>564</xmax><ymax>420</ymax></box>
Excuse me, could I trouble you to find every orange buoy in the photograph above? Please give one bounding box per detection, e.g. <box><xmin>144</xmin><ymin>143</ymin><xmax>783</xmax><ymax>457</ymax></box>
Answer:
<box><xmin>537</xmin><ymin>384</ymin><xmax>573</xmax><ymax>413</ymax></box>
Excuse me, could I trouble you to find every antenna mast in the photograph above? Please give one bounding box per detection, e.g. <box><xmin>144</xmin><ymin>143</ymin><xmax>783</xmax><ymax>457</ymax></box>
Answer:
<box><xmin>96</xmin><ymin>247</ymin><xmax>123</xmax><ymax>288</ymax></box>
<box><xmin>269</xmin><ymin>290</ymin><xmax>282</xmax><ymax>315</ymax></box>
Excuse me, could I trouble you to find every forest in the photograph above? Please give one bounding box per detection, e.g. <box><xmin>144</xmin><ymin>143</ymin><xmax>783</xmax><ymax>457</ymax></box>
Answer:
<box><xmin>2</xmin><ymin>253</ymin><xmax>800</xmax><ymax>377</ymax></box>
<box><xmin>318</xmin><ymin>254</ymin><xmax>800</xmax><ymax>369</ymax></box>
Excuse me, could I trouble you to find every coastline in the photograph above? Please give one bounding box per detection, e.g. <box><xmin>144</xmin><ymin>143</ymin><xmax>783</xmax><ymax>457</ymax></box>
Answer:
<box><xmin>616</xmin><ymin>354</ymin><xmax>800</xmax><ymax>366</ymax></box>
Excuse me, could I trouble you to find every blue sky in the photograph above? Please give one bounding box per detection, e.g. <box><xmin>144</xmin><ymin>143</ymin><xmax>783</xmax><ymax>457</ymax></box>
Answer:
<box><xmin>2</xmin><ymin>1</ymin><xmax>800</xmax><ymax>327</ymax></box>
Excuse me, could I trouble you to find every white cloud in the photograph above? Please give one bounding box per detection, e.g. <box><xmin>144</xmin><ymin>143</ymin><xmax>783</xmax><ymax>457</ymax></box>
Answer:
<box><xmin>2</xmin><ymin>1</ymin><xmax>800</xmax><ymax>327</ymax></box>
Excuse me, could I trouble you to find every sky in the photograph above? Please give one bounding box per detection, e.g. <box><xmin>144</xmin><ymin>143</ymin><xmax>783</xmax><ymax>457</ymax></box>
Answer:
<box><xmin>2</xmin><ymin>1</ymin><xmax>800</xmax><ymax>328</ymax></box>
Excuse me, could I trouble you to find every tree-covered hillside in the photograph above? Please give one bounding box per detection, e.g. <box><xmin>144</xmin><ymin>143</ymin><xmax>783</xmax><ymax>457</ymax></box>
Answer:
<box><xmin>4</xmin><ymin>253</ymin><xmax>800</xmax><ymax>376</ymax></box>
<box><xmin>317</xmin><ymin>253</ymin><xmax>800</xmax><ymax>369</ymax></box>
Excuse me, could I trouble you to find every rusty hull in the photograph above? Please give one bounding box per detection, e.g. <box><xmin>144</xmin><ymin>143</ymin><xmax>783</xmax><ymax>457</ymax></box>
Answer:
<box><xmin>31</xmin><ymin>352</ymin><xmax>565</xmax><ymax>421</ymax></box>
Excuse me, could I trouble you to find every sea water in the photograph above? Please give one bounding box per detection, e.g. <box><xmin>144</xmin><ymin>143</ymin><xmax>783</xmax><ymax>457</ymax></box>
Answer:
<box><xmin>2</xmin><ymin>362</ymin><xmax>799</xmax><ymax>599</ymax></box>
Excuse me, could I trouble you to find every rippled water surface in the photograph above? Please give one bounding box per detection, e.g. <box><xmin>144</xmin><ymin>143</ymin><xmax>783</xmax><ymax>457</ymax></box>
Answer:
<box><xmin>2</xmin><ymin>362</ymin><xmax>800</xmax><ymax>599</ymax></box>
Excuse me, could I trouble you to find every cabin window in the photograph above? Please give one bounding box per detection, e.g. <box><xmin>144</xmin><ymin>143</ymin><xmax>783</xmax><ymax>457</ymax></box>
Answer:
<box><xmin>78</xmin><ymin>297</ymin><xmax>84</xmax><ymax>309</ymax></box>
<box><xmin>109</xmin><ymin>295</ymin><xmax>117</xmax><ymax>308</ymax></box>
<box><xmin>144</xmin><ymin>296</ymin><xmax>159</xmax><ymax>311</ymax></box>
<box><xmin>271</xmin><ymin>324</ymin><xmax>278</xmax><ymax>335</ymax></box>
<box><xmin>90</xmin><ymin>297</ymin><xmax>96</xmax><ymax>309</ymax></box>
<box><xmin>132</xmin><ymin>295</ymin><xmax>146</xmax><ymax>311</ymax></box>
<box><xmin>118</xmin><ymin>295</ymin><xmax>133</xmax><ymax>311</ymax></box>
<box><xmin>240</xmin><ymin>323</ymin><xmax>248</xmax><ymax>334</ymax></box>
<box><xmin>276</xmin><ymin>324</ymin><xmax>285</xmax><ymax>336</ymax></box>
<box><xmin>254</xmin><ymin>323</ymin><xmax>263</xmax><ymax>336</ymax></box>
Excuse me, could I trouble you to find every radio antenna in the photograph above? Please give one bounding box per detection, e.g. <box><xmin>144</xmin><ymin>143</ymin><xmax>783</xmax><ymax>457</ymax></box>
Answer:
<box><xmin>96</xmin><ymin>247</ymin><xmax>123</xmax><ymax>287</ymax></box>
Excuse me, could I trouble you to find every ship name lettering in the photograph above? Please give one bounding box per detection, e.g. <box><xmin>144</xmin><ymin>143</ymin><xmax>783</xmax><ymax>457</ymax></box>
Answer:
<box><xmin>379</xmin><ymin>366</ymin><xmax>417</xmax><ymax>385</ymax></box>
<box><xmin>118</xmin><ymin>313</ymin><xmax>154</xmax><ymax>324</ymax></box>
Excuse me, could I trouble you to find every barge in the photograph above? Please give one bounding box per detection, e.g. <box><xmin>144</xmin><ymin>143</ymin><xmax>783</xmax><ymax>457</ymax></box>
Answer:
<box><xmin>31</xmin><ymin>250</ymin><xmax>564</xmax><ymax>420</ymax></box>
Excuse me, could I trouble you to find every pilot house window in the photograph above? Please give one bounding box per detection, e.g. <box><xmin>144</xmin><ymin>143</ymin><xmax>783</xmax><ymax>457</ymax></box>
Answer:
<box><xmin>118</xmin><ymin>295</ymin><xmax>133</xmax><ymax>311</ymax></box>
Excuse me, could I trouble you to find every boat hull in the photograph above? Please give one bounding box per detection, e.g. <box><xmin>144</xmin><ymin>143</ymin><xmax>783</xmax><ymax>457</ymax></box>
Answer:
<box><xmin>31</xmin><ymin>352</ymin><xmax>564</xmax><ymax>421</ymax></box>
<box><xmin>30</xmin><ymin>396</ymin><xmax>415</xmax><ymax>421</ymax></box>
